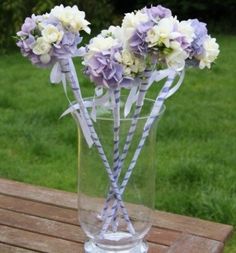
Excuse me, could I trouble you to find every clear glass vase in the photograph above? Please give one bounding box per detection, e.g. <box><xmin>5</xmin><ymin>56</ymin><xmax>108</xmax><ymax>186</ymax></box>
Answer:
<box><xmin>76</xmin><ymin>97</ymin><xmax>165</xmax><ymax>253</ymax></box>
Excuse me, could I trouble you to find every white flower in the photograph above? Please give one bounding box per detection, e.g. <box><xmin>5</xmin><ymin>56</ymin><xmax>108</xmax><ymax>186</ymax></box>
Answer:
<box><xmin>121</xmin><ymin>50</ymin><xmax>134</xmax><ymax>66</ymax></box>
<box><xmin>40</xmin><ymin>54</ymin><xmax>51</xmax><ymax>64</ymax></box>
<box><xmin>101</xmin><ymin>26</ymin><xmax>125</xmax><ymax>42</ymax></box>
<box><xmin>84</xmin><ymin>36</ymin><xmax>119</xmax><ymax>61</ymax></box>
<box><xmin>178</xmin><ymin>20</ymin><xmax>195</xmax><ymax>44</ymax></box>
<box><xmin>197</xmin><ymin>36</ymin><xmax>220</xmax><ymax>69</ymax></box>
<box><xmin>33</xmin><ymin>37</ymin><xmax>51</xmax><ymax>55</ymax></box>
<box><xmin>50</xmin><ymin>5</ymin><xmax>90</xmax><ymax>34</ymax></box>
<box><xmin>115</xmin><ymin>49</ymin><xmax>146</xmax><ymax>75</ymax></box>
<box><xmin>131</xmin><ymin>57</ymin><xmax>146</xmax><ymax>73</ymax></box>
<box><xmin>166</xmin><ymin>41</ymin><xmax>188</xmax><ymax>70</ymax></box>
<box><xmin>146</xmin><ymin>25</ymin><xmax>160</xmax><ymax>47</ymax></box>
<box><xmin>146</xmin><ymin>17</ymin><xmax>179</xmax><ymax>48</ymax></box>
<box><xmin>122</xmin><ymin>10</ymin><xmax>149</xmax><ymax>40</ymax></box>
<box><xmin>42</xmin><ymin>24</ymin><xmax>64</xmax><ymax>43</ymax></box>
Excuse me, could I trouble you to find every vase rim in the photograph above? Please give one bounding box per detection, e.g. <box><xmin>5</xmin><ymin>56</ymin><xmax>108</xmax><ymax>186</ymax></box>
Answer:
<box><xmin>83</xmin><ymin>96</ymin><xmax>166</xmax><ymax>122</ymax></box>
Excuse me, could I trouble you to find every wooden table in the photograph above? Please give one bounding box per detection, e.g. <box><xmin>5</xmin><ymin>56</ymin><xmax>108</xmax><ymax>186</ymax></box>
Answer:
<box><xmin>0</xmin><ymin>178</ymin><xmax>233</xmax><ymax>253</ymax></box>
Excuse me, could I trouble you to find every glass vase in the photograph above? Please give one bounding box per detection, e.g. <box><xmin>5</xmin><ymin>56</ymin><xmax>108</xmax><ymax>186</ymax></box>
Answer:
<box><xmin>76</xmin><ymin>96</ymin><xmax>165</xmax><ymax>253</ymax></box>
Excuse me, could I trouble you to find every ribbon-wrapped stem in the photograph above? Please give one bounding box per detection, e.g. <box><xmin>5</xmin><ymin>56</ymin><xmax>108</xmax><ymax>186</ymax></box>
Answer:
<box><xmin>101</xmin><ymin>87</ymin><xmax>121</xmax><ymax>232</ymax></box>
<box><xmin>101</xmin><ymin>69</ymin><xmax>152</xmax><ymax>224</ymax></box>
<box><xmin>59</xmin><ymin>58</ymin><xmax>135</xmax><ymax>237</ymax></box>
<box><xmin>102</xmin><ymin>71</ymin><xmax>177</xmax><ymax>230</ymax></box>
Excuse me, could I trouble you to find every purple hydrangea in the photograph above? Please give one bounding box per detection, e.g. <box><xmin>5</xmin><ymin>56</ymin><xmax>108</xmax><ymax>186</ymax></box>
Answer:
<box><xmin>144</xmin><ymin>5</ymin><xmax>172</xmax><ymax>22</ymax></box>
<box><xmin>129</xmin><ymin>22</ymin><xmax>153</xmax><ymax>57</ymax></box>
<box><xmin>189</xmin><ymin>19</ymin><xmax>208</xmax><ymax>56</ymax></box>
<box><xmin>85</xmin><ymin>47</ymin><xmax>133</xmax><ymax>88</ymax></box>
<box><xmin>16</xmin><ymin>13</ymin><xmax>86</xmax><ymax>67</ymax></box>
<box><xmin>53</xmin><ymin>32</ymin><xmax>82</xmax><ymax>58</ymax></box>
<box><xmin>17</xmin><ymin>17</ymin><xmax>36</xmax><ymax>36</ymax></box>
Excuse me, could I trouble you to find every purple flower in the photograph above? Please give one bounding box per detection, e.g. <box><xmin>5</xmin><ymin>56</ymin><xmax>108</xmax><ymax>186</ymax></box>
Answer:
<box><xmin>189</xmin><ymin>19</ymin><xmax>208</xmax><ymax>56</ymax></box>
<box><xmin>17</xmin><ymin>17</ymin><xmax>36</xmax><ymax>36</ymax></box>
<box><xmin>144</xmin><ymin>5</ymin><xmax>172</xmax><ymax>22</ymax></box>
<box><xmin>53</xmin><ymin>32</ymin><xmax>82</xmax><ymax>58</ymax></box>
<box><xmin>129</xmin><ymin>22</ymin><xmax>152</xmax><ymax>57</ymax></box>
<box><xmin>85</xmin><ymin>47</ymin><xmax>132</xmax><ymax>88</ymax></box>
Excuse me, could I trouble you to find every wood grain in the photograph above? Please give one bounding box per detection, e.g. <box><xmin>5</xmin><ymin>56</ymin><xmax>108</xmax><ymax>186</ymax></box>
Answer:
<box><xmin>168</xmin><ymin>234</ymin><xmax>224</xmax><ymax>253</ymax></box>
<box><xmin>0</xmin><ymin>225</ymin><xmax>83</xmax><ymax>253</ymax></box>
<box><xmin>152</xmin><ymin>210</ymin><xmax>233</xmax><ymax>242</ymax></box>
<box><xmin>0</xmin><ymin>194</ymin><xmax>78</xmax><ymax>224</ymax></box>
<box><xmin>0</xmin><ymin>178</ymin><xmax>76</xmax><ymax>209</ymax></box>
<box><xmin>0</xmin><ymin>243</ymin><xmax>40</xmax><ymax>253</ymax></box>
<box><xmin>0</xmin><ymin>208</ymin><xmax>86</xmax><ymax>243</ymax></box>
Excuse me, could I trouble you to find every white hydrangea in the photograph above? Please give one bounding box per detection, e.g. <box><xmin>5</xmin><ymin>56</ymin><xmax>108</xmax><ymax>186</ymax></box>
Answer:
<box><xmin>84</xmin><ymin>36</ymin><xmax>119</xmax><ymax>61</ymax></box>
<box><xmin>166</xmin><ymin>41</ymin><xmax>188</xmax><ymax>70</ymax></box>
<box><xmin>115</xmin><ymin>50</ymin><xmax>146</xmax><ymax>76</ymax></box>
<box><xmin>42</xmin><ymin>24</ymin><xmax>64</xmax><ymax>44</ymax></box>
<box><xmin>32</xmin><ymin>37</ymin><xmax>51</xmax><ymax>55</ymax></box>
<box><xmin>178</xmin><ymin>20</ymin><xmax>196</xmax><ymax>44</ymax></box>
<box><xmin>50</xmin><ymin>5</ymin><xmax>90</xmax><ymax>34</ymax></box>
<box><xmin>146</xmin><ymin>17</ymin><xmax>179</xmax><ymax>48</ymax></box>
<box><xmin>197</xmin><ymin>36</ymin><xmax>220</xmax><ymax>69</ymax></box>
<box><xmin>121</xmin><ymin>10</ymin><xmax>149</xmax><ymax>40</ymax></box>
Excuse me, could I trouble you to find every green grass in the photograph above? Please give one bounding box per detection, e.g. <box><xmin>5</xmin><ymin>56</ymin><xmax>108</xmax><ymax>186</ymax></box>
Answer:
<box><xmin>0</xmin><ymin>35</ymin><xmax>235</xmax><ymax>251</ymax></box>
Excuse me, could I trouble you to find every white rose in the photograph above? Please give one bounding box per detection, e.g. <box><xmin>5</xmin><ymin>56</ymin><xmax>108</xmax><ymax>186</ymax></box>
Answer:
<box><xmin>50</xmin><ymin>5</ymin><xmax>90</xmax><ymax>33</ymax></box>
<box><xmin>42</xmin><ymin>24</ymin><xmax>64</xmax><ymax>43</ymax></box>
<box><xmin>198</xmin><ymin>36</ymin><xmax>220</xmax><ymax>69</ymax></box>
<box><xmin>178</xmin><ymin>20</ymin><xmax>196</xmax><ymax>44</ymax></box>
<box><xmin>166</xmin><ymin>41</ymin><xmax>188</xmax><ymax>70</ymax></box>
<box><xmin>33</xmin><ymin>37</ymin><xmax>51</xmax><ymax>55</ymax></box>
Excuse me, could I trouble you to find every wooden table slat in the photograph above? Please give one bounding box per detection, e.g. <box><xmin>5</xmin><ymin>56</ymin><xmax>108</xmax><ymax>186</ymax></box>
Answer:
<box><xmin>0</xmin><ymin>225</ymin><xmax>83</xmax><ymax>253</ymax></box>
<box><xmin>0</xmin><ymin>178</ymin><xmax>76</xmax><ymax>209</ymax></box>
<box><xmin>148</xmin><ymin>243</ymin><xmax>168</xmax><ymax>253</ymax></box>
<box><xmin>168</xmin><ymin>234</ymin><xmax>224</xmax><ymax>253</ymax></box>
<box><xmin>0</xmin><ymin>243</ymin><xmax>40</xmax><ymax>253</ymax></box>
<box><xmin>0</xmin><ymin>194</ymin><xmax>78</xmax><ymax>224</ymax></box>
<box><xmin>0</xmin><ymin>208</ymin><xmax>86</xmax><ymax>243</ymax></box>
<box><xmin>152</xmin><ymin>210</ymin><xmax>233</xmax><ymax>242</ymax></box>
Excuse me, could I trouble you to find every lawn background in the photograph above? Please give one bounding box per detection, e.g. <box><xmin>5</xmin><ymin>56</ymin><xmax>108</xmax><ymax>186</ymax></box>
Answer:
<box><xmin>0</xmin><ymin>35</ymin><xmax>235</xmax><ymax>251</ymax></box>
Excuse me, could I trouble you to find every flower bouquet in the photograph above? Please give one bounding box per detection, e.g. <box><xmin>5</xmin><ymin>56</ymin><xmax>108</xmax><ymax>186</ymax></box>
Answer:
<box><xmin>16</xmin><ymin>4</ymin><xmax>219</xmax><ymax>253</ymax></box>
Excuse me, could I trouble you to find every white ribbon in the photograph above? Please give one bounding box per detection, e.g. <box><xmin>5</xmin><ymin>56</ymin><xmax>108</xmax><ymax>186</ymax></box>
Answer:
<box><xmin>50</xmin><ymin>60</ymin><xmax>94</xmax><ymax>148</ymax></box>
<box><xmin>123</xmin><ymin>69</ymin><xmax>174</xmax><ymax>118</ymax></box>
<box><xmin>124</xmin><ymin>85</ymin><xmax>139</xmax><ymax>118</ymax></box>
<box><xmin>166</xmin><ymin>69</ymin><xmax>185</xmax><ymax>99</ymax></box>
<box><xmin>148</xmin><ymin>69</ymin><xmax>172</xmax><ymax>88</ymax></box>
<box><xmin>50</xmin><ymin>62</ymin><xmax>63</xmax><ymax>84</ymax></box>
<box><xmin>149</xmin><ymin>68</ymin><xmax>185</xmax><ymax>98</ymax></box>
